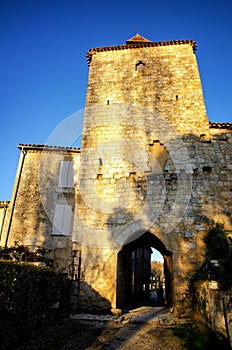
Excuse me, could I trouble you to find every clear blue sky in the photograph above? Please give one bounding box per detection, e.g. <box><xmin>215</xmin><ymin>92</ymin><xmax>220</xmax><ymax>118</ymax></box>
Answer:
<box><xmin>1</xmin><ymin>0</ymin><xmax>232</xmax><ymax>200</ymax></box>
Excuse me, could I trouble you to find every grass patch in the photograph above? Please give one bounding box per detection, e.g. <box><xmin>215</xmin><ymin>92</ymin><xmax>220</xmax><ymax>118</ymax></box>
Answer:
<box><xmin>172</xmin><ymin>322</ymin><xmax>230</xmax><ymax>350</ymax></box>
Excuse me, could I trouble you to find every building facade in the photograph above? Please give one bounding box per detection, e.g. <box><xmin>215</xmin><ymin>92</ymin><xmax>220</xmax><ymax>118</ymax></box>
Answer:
<box><xmin>1</xmin><ymin>34</ymin><xmax>232</xmax><ymax>314</ymax></box>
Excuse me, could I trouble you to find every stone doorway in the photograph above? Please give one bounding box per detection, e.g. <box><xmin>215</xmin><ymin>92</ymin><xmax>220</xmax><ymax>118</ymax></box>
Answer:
<box><xmin>116</xmin><ymin>232</ymin><xmax>173</xmax><ymax>310</ymax></box>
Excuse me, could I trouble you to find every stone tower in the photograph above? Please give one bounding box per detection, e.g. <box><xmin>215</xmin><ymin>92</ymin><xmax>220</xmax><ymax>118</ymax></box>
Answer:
<box><xmin>72</xmin><ymin>34</ymin><xmax>211</xmax><ymax>312</ymax></box>
<box><xmin>0</xmin><ymin>34</ymin><xmax>231</xmax><ymax>314</ymax></box>
<box><xmin>85</xmin><ymin>33</ymin><xmax>209</xmax><ymax>135</ymax></box>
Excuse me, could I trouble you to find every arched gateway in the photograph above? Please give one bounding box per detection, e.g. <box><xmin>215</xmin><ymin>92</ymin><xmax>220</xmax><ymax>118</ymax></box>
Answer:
<box><xmin>117</xmin><ymin>232</ymin><xmax>173</xmax><ymax>309</ymax></box>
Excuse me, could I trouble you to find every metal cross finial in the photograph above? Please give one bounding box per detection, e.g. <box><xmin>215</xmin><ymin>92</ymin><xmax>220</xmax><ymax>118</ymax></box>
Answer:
<box><xmin>134</xmin><ymin>25</ymin><xmax>138</xmax><ymax>33</ymax></box>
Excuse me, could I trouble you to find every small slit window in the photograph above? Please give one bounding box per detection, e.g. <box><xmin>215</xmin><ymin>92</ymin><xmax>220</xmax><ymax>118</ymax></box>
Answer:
<box><xmin>136</xmin><ymin>61</ymin><xmax>145</xmax><ymax>71</ymax></box>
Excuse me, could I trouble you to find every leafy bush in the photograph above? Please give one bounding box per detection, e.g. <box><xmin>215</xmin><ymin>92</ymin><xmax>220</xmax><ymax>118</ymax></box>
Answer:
<box><xmin>172</xmin><ymin>322</ymin><xmax>230</xmax><ymax>349</ymax></box>
<box><xmin>190</xmin><ymin>223</ymin><xmax>232</xmax><ymax>290</ymax></box>
<box><xmin>0</xmin><ymin>260</ymin><xmax>69</xmax><ymax>349</ymax></box>
<box><xmin>0</xmin><ymin>241</ymin><xmax>53</xmax><ymax>266</ymax></box>
<box><xmin>204</xmin><ymin>223</ymin><xmax>231</xmax><ymax>262</ymax></box>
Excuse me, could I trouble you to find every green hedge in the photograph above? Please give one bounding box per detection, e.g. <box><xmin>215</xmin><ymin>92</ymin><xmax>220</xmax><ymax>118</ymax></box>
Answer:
<box><xmin>0</xmin><ymin>260</ymin><xmax>68</xmax><ymax>349</ymax></box>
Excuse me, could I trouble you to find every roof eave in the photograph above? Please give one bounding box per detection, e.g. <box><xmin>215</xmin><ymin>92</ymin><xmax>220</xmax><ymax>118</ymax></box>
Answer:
<box><xmin>86</xmin><ymin>39</ymin><xmax>197</xmax><ymax>66</ymax></box>
<box><xmin>17</xmin><ymin>144</ymin><xmax>81</xmax><ymax>153</ymax></box>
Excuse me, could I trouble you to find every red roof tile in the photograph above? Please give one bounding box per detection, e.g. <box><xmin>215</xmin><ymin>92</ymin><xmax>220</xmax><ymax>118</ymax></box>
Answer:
<box><xmin>126</xmin><ymin>33</ymin><xmax>152</xmax><ymax>44</ymax></box>
<box><xmin>86</xmin><ymin>39</ymin><xmax>197</xmax><ymax>65</ymax></box>
<box><xmin>209</xmin><ymin>122</ymin><xmax>232</xmax><ymax>130</ymax></box>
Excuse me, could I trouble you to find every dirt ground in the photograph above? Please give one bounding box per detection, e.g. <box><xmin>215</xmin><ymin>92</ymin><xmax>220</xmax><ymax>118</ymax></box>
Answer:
<box><xmin>76</xmin><ymin>321</ymin><xmax>187</xmax><ymax>350</ymax></box>
<box><xmin>19</xmin><ymin>315</ymin><xmax>232</xmax><ymax>350</ymax></box>
<box><xmin>19</xmin><ymin>318</ymin><xmax>187</xmax><ymax>350</ymax></box>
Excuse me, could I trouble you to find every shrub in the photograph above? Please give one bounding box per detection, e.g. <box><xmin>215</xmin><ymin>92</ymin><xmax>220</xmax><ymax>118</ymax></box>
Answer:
<box><xmin>190</xmin><ymin>223</ymin><xmax>232</xmax><ymax>290</ymax></box>
<box><xmin>0</xmin><ymin>260</ymin><xmax>68</xmax><ymax>349</ymax></box>
<box><xmin>0</xmin><ymin>242</ymin><xmax>53</xmax><ymax>266</ymax></box>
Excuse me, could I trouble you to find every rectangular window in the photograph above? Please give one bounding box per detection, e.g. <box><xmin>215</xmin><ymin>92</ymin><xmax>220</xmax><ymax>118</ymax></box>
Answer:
<box><xmin>52</xmin><ymin>204</ymin><xmax>73</xmax><ymax>236</ymax></box>
<box><xmin>58</xmin><ymin>161</ymin><xmax>74</xmax><ymax>187</ymax></box>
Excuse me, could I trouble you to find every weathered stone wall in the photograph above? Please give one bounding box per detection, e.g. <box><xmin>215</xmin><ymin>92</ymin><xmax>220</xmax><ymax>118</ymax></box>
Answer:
<box><xmin>86</xmin><ymin>42</ymin><xmax>209</xmax><ymax>136</ymax></box>
<box><xmin>74</xmin><ymin>39</ymin><xmax>232</xmax><ymax>312</ymax></box>
<box><xmin>171</xmin><ymin>128</ymin><xmax>232</xmax><ymax>308</ymax></box>
<box><xmin>194</xmin><ymin>281</ymin><xmax>232</xmax><ymax>344</ymax></box>
<box><xmin>1</xmin><ymin>145</ymin><xmax>80</xmax><ymax>271</ymax></box>
<box><xmin>78</xmin><ymin>245</ymin><xmax>117</xmax><ymax>313</ymax></box>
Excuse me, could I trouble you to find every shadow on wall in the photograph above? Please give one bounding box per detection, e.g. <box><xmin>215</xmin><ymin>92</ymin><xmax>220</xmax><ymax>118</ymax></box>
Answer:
<box><xmin>77</xmin><ymin>281</ymin><xmax>112</xmax><ymax>314</ymax></box>
<box><xmin>2</xmin><ymin>126</ymin><xmax>231</xmax><ymax>318</ymax></box>
<box><xmin>75</xmin><ymin>129</ymin><xmax>232</xmax><ymax>314</ymax></box>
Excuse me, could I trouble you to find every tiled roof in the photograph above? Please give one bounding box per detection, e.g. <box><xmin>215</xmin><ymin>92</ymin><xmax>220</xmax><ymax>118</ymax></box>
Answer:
<box><xmin>209</xmin><ymin>122</ymin><xmax>232</xmax><ymax>130</ymax></box>
<box><xmin>126</xmin><ymin>33</ymin><xmax>152</xmax><ymax>44</ymax></box>
<box><xmin>18</xmin><ymin>144</ymin><xmax>81</xmax><ymax>152</ymax></box>
<box><xmin>0</xmin><ymin>201</ymin><xmax>10</xmax><ymax>207</ymax></box>
<box><xmin>86</xmin><ymin>39</ymin><xmax>197</xmax><ymax>65</ymax></box>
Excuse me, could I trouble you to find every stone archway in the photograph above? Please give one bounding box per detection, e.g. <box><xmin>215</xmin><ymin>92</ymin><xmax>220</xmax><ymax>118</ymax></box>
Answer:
<box><xmin>116</xmin><ymin>231</ymin><xmax>173</xmax><ymax>309</ymax></box>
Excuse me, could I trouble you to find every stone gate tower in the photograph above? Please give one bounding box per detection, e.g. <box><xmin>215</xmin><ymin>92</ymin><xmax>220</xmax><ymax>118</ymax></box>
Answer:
<box><xmin>72</xmin><ymin>34</ymin><xmax>214</xmax><ymax>312</ymax></box>
<box><xmin>1</xmin><ymin>34</ymin><xmax>231</xmax><ymax>314</ymax></box>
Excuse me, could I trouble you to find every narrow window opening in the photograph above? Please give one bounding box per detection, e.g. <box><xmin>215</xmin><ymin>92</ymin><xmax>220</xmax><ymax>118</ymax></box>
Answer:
<box><xmin>202</xmin><ymin>166</ymin><xmax>212</xmax><ymax>174</ymax></box>
<box><xmin>107</xmin><ymin>100</ymin><xmax>110</xmax><ymax>105</ymax></box>
<box><xmin>136</xmin><ymin>61</ymin><xmax>145</xmax><ymax>71</ymax></box>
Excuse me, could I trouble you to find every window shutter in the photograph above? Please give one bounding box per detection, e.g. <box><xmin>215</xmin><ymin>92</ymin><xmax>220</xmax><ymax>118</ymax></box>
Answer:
<box><xmin>58</xmin><ymin>161</ymin><xmax>74</xmax><ymax>187</ymax></box>
<box><xmin>62</xmin><ymin>205</ymin><xmax>72</xmax><ymax>235</ymax></box>
<box><xmin>52</xmin><ymin>204</ymin><xmax>64</xmax><ymax>234</ymax></box>
<box><xmin>58</xmin><ymin>161</ymin><xmax>69</xmax><ymax>187</ymax></box>
<box><xmin>67</xmin><ymin>161</ymin><xmax>74</xmax><ymax>187</ymax></box>
<box><xmin>52</xmin><ymin>204</ymin><xmax>72</xmax><ymax>235</ymax></box>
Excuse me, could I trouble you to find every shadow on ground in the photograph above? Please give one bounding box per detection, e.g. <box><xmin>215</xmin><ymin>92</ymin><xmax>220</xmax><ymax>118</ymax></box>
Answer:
<box><xmin>18</xmin><ymin>305</ymin><xmax>231</xmax><ymax>350</ymax></box>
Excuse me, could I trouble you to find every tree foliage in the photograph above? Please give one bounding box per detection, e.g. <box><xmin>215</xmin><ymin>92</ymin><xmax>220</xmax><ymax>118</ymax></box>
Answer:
<box><xmin>190</xmin><ymin>223</ymin><xmax>232</xmax><ymax>290</ymax></box>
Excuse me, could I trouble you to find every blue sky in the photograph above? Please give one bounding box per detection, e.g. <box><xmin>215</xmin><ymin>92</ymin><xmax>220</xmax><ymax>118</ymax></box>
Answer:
<box><xmin>1</xmin><ymin>0</ymin><xmax>232</xmax><ymax>200</ymax></box>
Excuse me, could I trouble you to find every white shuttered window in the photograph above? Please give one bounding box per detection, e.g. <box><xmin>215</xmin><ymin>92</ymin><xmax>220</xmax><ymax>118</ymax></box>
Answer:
<box><xmin>52</xmin><ymin>204</ymin><xmax>72</xmax><ymax>235</ymax></box>
<box><xmin>58</xmin><ymin>161</ymin><xmax>74</xmax><ymax>187</ymax></box>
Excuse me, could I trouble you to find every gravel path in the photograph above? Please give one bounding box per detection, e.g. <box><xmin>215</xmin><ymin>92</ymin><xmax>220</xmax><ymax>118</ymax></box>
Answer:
<box><xmin>20</xmin><ymin>306</ymin><xmax>229</xmax><ymax>349</ymax></box>
<box><xmin>19</xmin><ymin>315</ymin><xmax>187</xmax><ymax>350</ymax></box>
<box><xmin>75</xmin><ymin>321</ymin><xmax>187</xmax><ymax>350</ymax></box>
<box><xmin>66</xmin><ymin>306</ymin><xmax>187</xmax><ymax>349</ymax></box>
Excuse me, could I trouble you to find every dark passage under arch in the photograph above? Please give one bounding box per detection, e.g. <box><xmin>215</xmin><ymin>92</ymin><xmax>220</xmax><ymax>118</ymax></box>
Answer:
<box><xmin>116</xmin><ymin>231</ymin><xmax>173</xmax><ymax>309</ymax></box>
